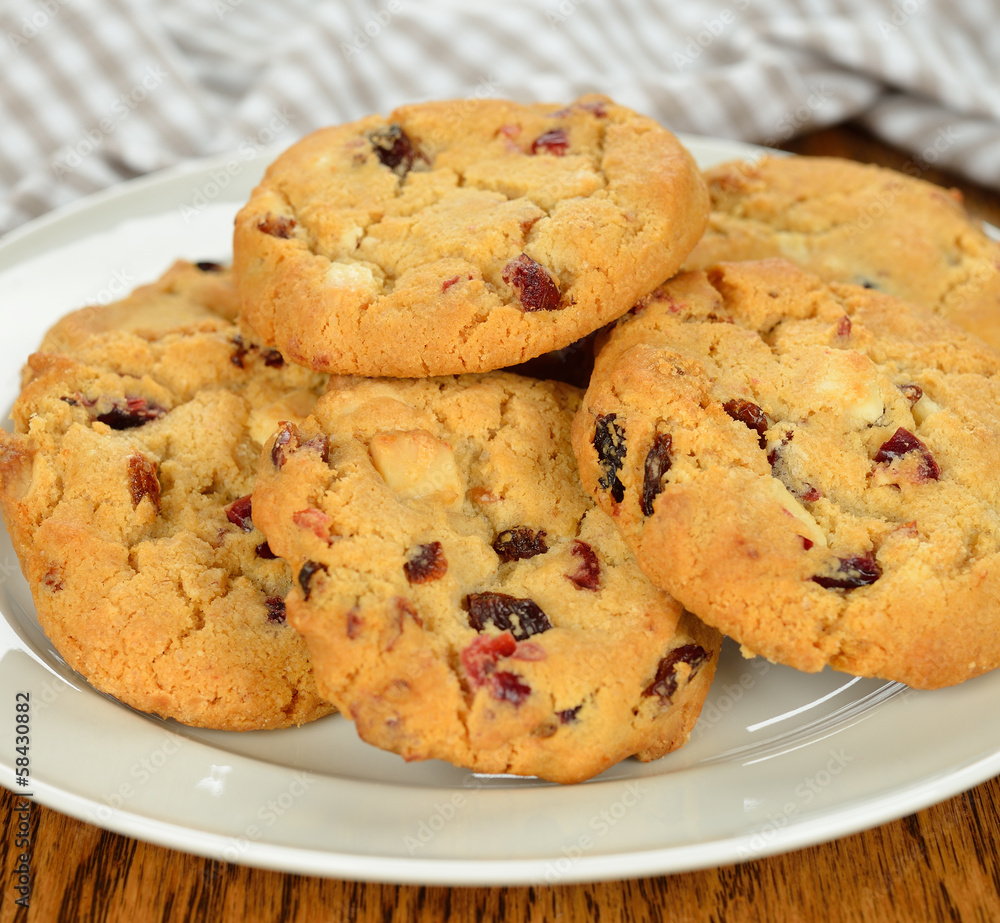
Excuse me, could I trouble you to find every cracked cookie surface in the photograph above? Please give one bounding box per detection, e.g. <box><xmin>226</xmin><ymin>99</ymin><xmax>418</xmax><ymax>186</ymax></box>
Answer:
<box><xmin>684</xmin><ymin>155</ymin><xmax>1000</xmax><ymax>351</ymax></box>
<box><xmin>251</xmin><ymin>373</ymin><xmax>720</xmax><ymax>783</ymax></box>
<box><xmin>233</xmin><ymin>95</ymin><xmax>708</xmax><ymax>378</ymax></box>
<box><xmin>573</xmin><ymin>259</ymin><xmax>1000</xmax><ymax>689</ymax></box>
<box><xmin>0</xmin><ymin>262</ymin><xmax>333</xmax><ymax>729</ymax></box>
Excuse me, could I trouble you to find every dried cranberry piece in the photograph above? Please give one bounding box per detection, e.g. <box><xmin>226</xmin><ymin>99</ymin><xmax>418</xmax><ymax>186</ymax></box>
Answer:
<box><xmin>898</xmin><ymin>383</ymin><xmax>923</xmax><ymax>405</ymax></box>
<box><xmin>593</xmin><ymin>413</ymin><xmax>626</xmax><ymax>503</ymax></box>
<box><xmin>256</xmin><ymin>541</ymin><xmax>277</xmax><ymax>560</ymax></box>
<box><xmin>462</xmin><ymin>632</ymin><xmax>518</xmax><ymax>687</ymax></box>
<box><xmin>531</xmin><ymin>128</ymin><xmax>569</xmax><ymax>155</ymax></box>
<box><xmin>501</xmin><ymin>253</ymin><xmax>561</xmax><ymax>312</ymax></box>
<box><xmin>43</xmin><ymin>568</ymin><xmax>64</xmax><ymax>591</ymax></box>
<box><xmin>492</xmin><ymin>527</ymin><xmax>548</xmax><ymax>562</ymax></box>
<box><xmin>510</xmin><ymin>642</ymin><xmax>545</xmax><ymax>662</ymax></box>
<box><xmin>520</xmin><ymin>216</ymin><xmax>540</xmax><ymax>236</ymax></box>
<box><xmin>491</xmin><ymin>671</ymin><xmax>531</xmax><ymax>705</ymax></box>
<box><xmin>231</xmin><ymin>335</ymin><xmax>249</xmax><ymax>368</ymax></box>
<box><xmin>641</xmin><ymin>433</ymin><xmax>672</xmax><ymax>516</ymax></box>
<box><xmin>230</xmin><ymin>334</ymin><xmax>283</xmax><ymax>369</ymax></box>
<box><xmin>298</xmin><ymin>560</ymin><xmax>328</xmax><ymax>600</ymax></box>
<box><xmin>465</xmin><ymin>592</ymin><xmax>552</xmax><ymax>640</ymax></box>
<box><xmin>577</xmin><ymin>100</ymin><xmax>608</xmax><ymax>117</ymax></box>
<box><xmin>404</xmin><ymin>542</ymin><xmax>448</xmax><ymax>584</ymax></box>
<box><xmin>460</xmin><ymin>634</ymin><xmax>532</xmax><ymax>705</ymax></box>
<box><xmin>97</xmin><ymin>396</ymin><xmax>165</xmax><ymax>430</ymax></box>
<box><xmin>874</xmin><ymin>427</ymin><xmax>940</xmax><ymax>481</ymax></box>
<box><xmin>811</xmin><ymin>554</ymin><xmax>882</xmax><ymax>590</ymax></box>
<box><xmin>300</xmin><ymin>434</ymin><xmax>331</xmax><ymax>464</ymax></box>
<box><xmin>836</xmin><ymin>315</ymin><xmax>852</xmax><ymax>338</ymax></box>
<box><xmin>723</xmin><ymin>398</ymin><xmax>769</xmax><ymax>450</ymax></box>
<box><xmin>127</xmin><ymin>454</ymin><xmax>160</xmax><ymax>511</ymax></box>
<box><xmin>292</xmin><ymin>507</ymin><xmax>333</xmax><ymax>542</ymax></box>
<box><xmin>264</xmin><ymin>596</ymin><xmax>286</xmax><ymax>624</ymax></box>
<box><xmin>368</xmin><ymin>123</ymin><xmax>422</xmax><ymax>176</ymax></box>
<box><xmin>258</xmin><ymin>214</ymin><xmax>296</xmax><ymax>238</ymax></box>
<box><xmin>567</xmin><ymin>540</ymin><xmax>600</xmax><ymax>591</ymax></box>
<box><xmin>271</xmin><ymin>423</ymin><xmax>297</xmax><ymax>467</ymax></box>
<box><xmin>642</xmin><ymin>644</ymin><xmax>709</xmax><ymax>702</ymax></box>
<box><xmin>383</xmin><ymin>596</ymin><xmax>424</xmax><ymax>651</ymax></box>
<box><xmin>392</xmin><ymin>597</ymin><xmax>423</xmax><ymax>640</ymax></box>
<box><xmin>558</xmin><ymin>705</ymin><xmax>582</xmax><ymax>724</ymax></box>
<box><xmin>226</xmin><ymin>495</ymin><xmax>254</xmax><ymax>531</ymax></box>
<box><xmin>346</xmin><ymin>609</ymin><xmax>364</xmax><ymax>639</ymax></box>
<box><xmin>196</xmin><ymin>261</ymin><xmax>223</xmax><ymax>272</ymax></box>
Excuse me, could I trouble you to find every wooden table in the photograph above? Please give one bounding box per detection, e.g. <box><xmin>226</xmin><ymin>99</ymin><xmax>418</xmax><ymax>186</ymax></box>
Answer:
<box><xmin>3</xmin><ymin>124</ymin><xmax>1000</xmax><ymax>922</ymax></box>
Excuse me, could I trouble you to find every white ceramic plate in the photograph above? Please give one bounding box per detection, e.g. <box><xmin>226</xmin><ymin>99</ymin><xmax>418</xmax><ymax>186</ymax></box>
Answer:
<box><xmin>2</xmin><ymin>136</ymin><xmax>1000</xmax><ymax>886</ymax></box>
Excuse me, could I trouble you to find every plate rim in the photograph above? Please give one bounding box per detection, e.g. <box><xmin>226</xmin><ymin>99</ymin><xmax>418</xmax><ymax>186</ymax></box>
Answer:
<box><xmin>2</xmin><ymin>133</ymin><xmax>1000</xmax><ymax>886</ymax></box>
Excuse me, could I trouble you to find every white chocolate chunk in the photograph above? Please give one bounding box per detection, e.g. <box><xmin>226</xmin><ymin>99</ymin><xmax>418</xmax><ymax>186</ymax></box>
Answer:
<box><xmin>844</xmin><ymin>377</ymin><xmax>884</xmax><ymax>425</ymax></box>
<box><xmin>335</xmin><ymin>223</ymin><xmax>364</xmax><ymax>253</ymax></box>
<box><xmin>912</xmin><ymin>393</ymin><xmax>942</xmax><ymax>425</ymax></box>
<box><xmin>762</xmin><ymin>477</ymin><xmax>827</xmax><ymax>548</ymax></box>
<box><xmin>249</xmin><ymin>389</ymin><xmax>320</xmax><ymax>445</ymax></box>
<box><xmin>809</xmin><ymin>350</ymin><xmax>884</xmax><ymax>426</ymax></box>
<box><xmin>369</xmin><ymin>430</ymin><xmax>463</xmax><ymax>504</ymax></box>
<box><xmin>795</xmin><ymin>349</ymin><xmax>885</xmax><ymax>428</ymax></box>
<box><xmin>324</xmin><ymin>261</ymin><xmax>379</xmax><ymax>292</ymax></box>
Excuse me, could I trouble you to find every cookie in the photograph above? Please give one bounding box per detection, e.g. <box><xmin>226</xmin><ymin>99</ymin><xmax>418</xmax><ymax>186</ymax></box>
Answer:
<box><xmin>251</xmin><ymin>374</ymin><xmax>721</xmax><ymax>783</ymax></box>
<box><xmin>36</xmin><ymin>259</ymin><xmax>239</xmax><ymax>360</ymax></box>
<box><xmin>0</xmin><ymin>263</ymin><xmax>333</xmax><ymax>730</ymax></box>
<box><xmin>233</xmin><ymin>95</ymin><xmax>708</xmax><ymax>378</ymax></box>
<box><xmin>684</xmin><ymin>155</ymin><xmax>1000</xmax><ymax>351</ymax></box>
<box><xmin>573</xmin><ymin>259</ymin><xmax>1000</xmax><ymax>689</ymax></box>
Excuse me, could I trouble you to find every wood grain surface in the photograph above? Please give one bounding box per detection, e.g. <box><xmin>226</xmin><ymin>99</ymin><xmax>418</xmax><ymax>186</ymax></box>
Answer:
<box><xmin>3</xmin><ymin>123</ymin><xmax>1000</xmax><ymax>923</ymax></box>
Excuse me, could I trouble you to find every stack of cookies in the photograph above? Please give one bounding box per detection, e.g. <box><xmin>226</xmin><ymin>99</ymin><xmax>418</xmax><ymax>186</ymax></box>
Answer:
<box><xmin>3</xmin><ymin>95</ymin><xmax>1000</xmax><ymax>784</ymax></box>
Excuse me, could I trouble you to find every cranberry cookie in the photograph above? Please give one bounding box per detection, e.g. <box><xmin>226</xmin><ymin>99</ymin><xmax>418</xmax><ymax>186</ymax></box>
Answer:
<box><xmin>35</xmin><ymin>259</ymin><xmax>239</xmax><ymax>360</ymax></box>
<box><xmin>0</xmin><ymin>263</ymin><xmax>333</xmax><ymax>730</ymax></box>
<box><xmin>233</xmin><ymin>95</ymin><xmax>708</xmax><ymax>377</ymax></box>
<box><xmin>573</xmin><ymin>259</ymin><xmax>1000</xmax><ymax>689</ymax></box>
<box><xmin>251</xmin><ymin>374</ymin><xmax>720</xmax><ymax>783</ymax></box>
<box><xmin>684</xmin><ymin>156</ymin><xmax>1000</xmax><ymax>351</ymax></box>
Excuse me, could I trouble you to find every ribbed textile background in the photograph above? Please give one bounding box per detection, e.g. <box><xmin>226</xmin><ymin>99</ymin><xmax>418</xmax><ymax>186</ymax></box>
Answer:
<box><xmin>1</xmin><ymin>0</ymin><xmax>998</xmax><ymax>234</ymax></box>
